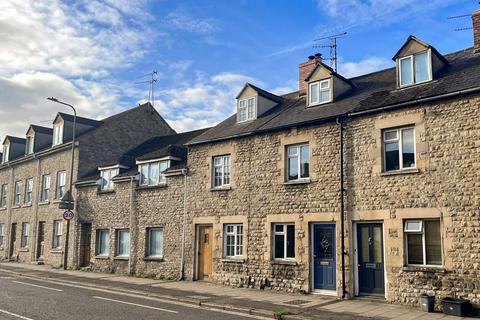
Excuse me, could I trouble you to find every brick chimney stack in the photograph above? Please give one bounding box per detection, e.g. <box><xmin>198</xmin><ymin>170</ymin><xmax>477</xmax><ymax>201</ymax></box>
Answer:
<box><xmin>473</xmin><ymin>10</ymin><xmax>480</xmax><ymax>53</ymax></box>
<box><xmin>299</xmin><ymin>53</ymin><xmax>322</xmax><ymax>94</ymax></box>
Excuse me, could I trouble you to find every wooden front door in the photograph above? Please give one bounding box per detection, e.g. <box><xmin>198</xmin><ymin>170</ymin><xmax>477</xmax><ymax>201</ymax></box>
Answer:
<box><xmin>80</xmin><ymin>223</ymin><xmax>92</xmax><ymax>267</ymax></box>
<box><xmin>312</xmin><ymin>224</ymin><xmax>336</xmax><ymax>291</ymax></box>
<box><xmin>357</xmin><ymin>223</ymin><xmax>385</xmax><ymax>295</ymax></box>
<box><xmin>9</xmin><ymin>223</ymin><xmax>17</xmax><ymax>259</ymax></box>
<box><xmin>197</xmin><ymin>226</ymin><xmax>213</xmax><ymax>281</ymax></box>
<box><xmin>37</xmin><ymin>222</ymin><xmax>45</xmax><ymax>260</ymax></box>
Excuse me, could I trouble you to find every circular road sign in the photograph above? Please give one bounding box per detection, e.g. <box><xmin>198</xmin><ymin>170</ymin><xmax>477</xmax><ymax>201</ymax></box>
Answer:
<box><xmin>63</xmin><ymin>210</ymin><xmax>74</xmax><ymax>221</ymax></box>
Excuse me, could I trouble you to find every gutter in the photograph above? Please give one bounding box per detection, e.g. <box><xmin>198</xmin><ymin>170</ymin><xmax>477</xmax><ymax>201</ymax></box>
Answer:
<box><xmin>0</xmin><ymin>142</ymin><xmax>73</xmax><ymax>170</ymax></box>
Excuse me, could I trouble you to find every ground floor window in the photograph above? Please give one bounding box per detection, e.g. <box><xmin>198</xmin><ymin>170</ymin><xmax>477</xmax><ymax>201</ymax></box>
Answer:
<box><xmin>0</xmin><ymin>224</ymin><xmax>4</xmax><ymax>248</ymax></box>
<box><xmin>21</xmin><ymin>223</ymin><xmax>29</xmax><ymax>248</ymax></box>
<box><xmin>224</xmin><ymin>224</ymin><xmax>243</xmax><ymax>257</ymax></box>
<box><xmin>404</xmin><ymin>219</ymin><xmax>442</xmax><ymax>266</ymax></box>
<box><xmin>116</xmin><ymin>229</ymin><xmax>130</xmax><ymax>257</ymax></box>
<box><xmin>273</xmin><ymin>223</ymin><xmax>295</xmax><ymax>260</ymax></box>
<box><xmin>52</xmin><ymin>220</ymin><xmax>62</xmax><ymax>249</ymax></box>
<box><xmin>96</xmin><ymin>229</ymin><xmax>109</xmax><ymax>256</ymax></box>
<box><xmin>146</xmin><ymin>227</ymin><xmax>164</xmax><ymax>258</ymax></box>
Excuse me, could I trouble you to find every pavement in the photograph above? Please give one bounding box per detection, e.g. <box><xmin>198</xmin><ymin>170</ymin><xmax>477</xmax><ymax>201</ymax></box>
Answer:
<box><xmin>0</xmin><ymin>262</ymin><xmax>477</xmax><ymax>320</ymax></box>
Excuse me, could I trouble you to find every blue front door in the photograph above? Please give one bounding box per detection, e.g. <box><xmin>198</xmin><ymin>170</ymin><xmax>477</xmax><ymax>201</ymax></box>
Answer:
<box><xmin>313</xmin><ymin>224</ymin><xmax>336</xmax><ymax>291</ymax></box>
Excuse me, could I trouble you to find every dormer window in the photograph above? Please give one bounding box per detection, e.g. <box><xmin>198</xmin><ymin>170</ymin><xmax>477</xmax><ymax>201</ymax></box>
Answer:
<box><xmin>309</xmin><ymin>79</ymin><xmax>331</xmax><ymax>106</ymax></box>
<box><xmin>100</xmin><ymin>168</ymin><xmax>118</xmax><ymax>191</ymax></box>
<box><xmin>139</xmin><ymin>160</ymin><xmax>169</xmax><ymax>186</ymax></box>
<box><xmin>52</xmin><ymin>123</ymin><xmax>63</xmax><ymax>146</ymax></box>
<box><xmin>238</xmin><ymin>97</ymin><xmax>256</xmax><ymax>123</ymax></box>
<box><xmin>26</xmin><ymin>135</ymin><xmax>34</xmax><ymax>155</ymax></box>
<box><xmin>2</xmin><ymin>144</ymin><xmax>9</xmax><ymax>163</ymax></box>
<box><xmin>399</xmin><ymin>51</ymin><xmax>431</xmax><ymax>87</ymax></box>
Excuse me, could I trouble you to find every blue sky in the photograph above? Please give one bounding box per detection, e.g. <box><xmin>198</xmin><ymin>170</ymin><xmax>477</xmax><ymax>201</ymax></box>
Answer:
<box><xmin>0</xmin><ymin>0</ymin><xmax>478</xmax><ymax>141</ymax></box>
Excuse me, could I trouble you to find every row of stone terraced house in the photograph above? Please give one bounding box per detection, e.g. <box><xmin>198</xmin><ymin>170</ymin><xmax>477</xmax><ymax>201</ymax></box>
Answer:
<box><xmin>1</xmin><ymin>11</ymin><xmax>479</xmax><ymax>308</ymax></box>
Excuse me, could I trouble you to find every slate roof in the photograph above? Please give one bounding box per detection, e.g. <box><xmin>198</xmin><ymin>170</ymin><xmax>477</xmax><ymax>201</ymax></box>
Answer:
<box><xmin>188</xmin><ymin>47</ymin><xmax>480</xmax><ymax>145</ymax></box>
<box><xmin>4</xmin><ymin>136</ymin><xmax>26</xmax><ymax>144</ymax></box>
<box><xmin>57</xmin><ymin>112</ymin><xmax>102</xmax><ymax>127</ymax></box>
<box><xmin>29</xmin><ymin>125</ymin><xmax>53</xmax><ymax>135</ymax></box>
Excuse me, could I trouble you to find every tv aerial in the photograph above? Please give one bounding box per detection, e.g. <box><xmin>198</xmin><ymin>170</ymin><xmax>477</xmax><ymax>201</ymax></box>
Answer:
<box><xmin>313</xmin><ymin>32</ymin><xmax>348</xmax><ymax>72</ymax></box>
<box><xmin>135</xmin><ymin>71</ymin><xmax>158</xmax><ymax>106</ymax></box>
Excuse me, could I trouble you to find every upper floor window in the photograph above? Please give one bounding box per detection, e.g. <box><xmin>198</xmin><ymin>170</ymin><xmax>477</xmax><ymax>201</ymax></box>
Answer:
<box><xmin>52</xmin><ymin>123</ymin><xmax>63</xmax><ymax>146</ymax></box>
<box><xmin>14</xmin><ymin>181</ymin><xmax>22</xmax><ymax>206</ymax></box>
<box><xmin>2</xmin><ymin>144</ymin><xmax>9</xmax><ymax>163</ymax></box>
<box><xmin>213</xmin><ymin>155</ymin><xmax>230</xmax><ymax>188</ymax></box>
<box><xmin>309</xmin><ymin>79</ymin><xmax>331</xmax><ymax>106</ymax></box>
<box><xmin>24</xmin><ymin>179</ymin><xmax>33</xmax><ymax>205</ymax></box>
<box><xmin>26</xmin><ymin>135</ymin><xmax>34</xmax><ymax>154</ymax></box>
<box><xmin>399</xmin><ymin>51</ymin><xmax>431</xmax><ymax>87</ymax></box>
<box><xmin>238</xmin><ymin>97</ymin><xmax>256</xmax><ymax>123</ymax></box>
<box><xmin>404</xmin><ymin>219</ymin><xmax>441</xmax><ymax>266</ymax></box>
<box><xmin>273</xmin><ymin>223</ymin><xmax>295</xmax><ymax>260</ymax></box>
<box><xmin>41</xmin><ymin>174</ymin><xmax>50</xmax><ymax>202</ymax></box>
<box><xmin>0</xmin><ymin>184</ymin><xmax>7</xmax><ymax>208</ymax></box>
<box><xmin>100</xmin><ymin>168</ymin><xmax>118</xmax><ymax>191</ymax></box>
<box><xmin>56</xmin><ymin>171</ymin><xmax>66</xmax><ymax>199</ymax></box>
<box><xmin>139</xmin><ymin>161</ymin><xmax>169</xmax><ymax>186</ymax></box>
<box><xmin>383</xmin><ymin>127</ymin><xmax>415</xmax><ymax>172</ymax></box>
<box><xmin>224</xmin><ymin>224</ymin><xmax>243</xmax><ymax>258</ymax></box>
<box><xmin>287</xmin><ymin>144</ymin><xmax>309</xmax><ymax>181</ymax></box>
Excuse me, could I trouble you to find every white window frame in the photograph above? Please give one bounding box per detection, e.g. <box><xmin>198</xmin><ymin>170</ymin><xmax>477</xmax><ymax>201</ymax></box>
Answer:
<box><xmin>0</xmin><ymin>184</ymin><xmax>7</xmax><ymax>208</ymax></box>
<box><xmin>273</xmin><ymin>223</ymin><xmax>295</xmax><ymax>261</ymax></box>
<box><xmin>308</xmin><ymin>79</ymin><xmax>332</xmax><ymax>106</ymax></box>
<box><xmin>116</xmin><ymin>229</ymin><xmax>130</xmax><ymax>258</ymax></box>
<box><xmin>26</xmin><ymin>135</ymin><xmax>34</xmax><ymax>154</ymax></box>
<box><xmin>404</xmin><ymin>219</ymin><xmax>442</xmax><ymax>267</ymax></box>
<box><xmin>52</xmin><ymin>220</ymin><xmax>63</xmax><ymax>249</ymax></box>
<box><xmin>286</xmin><ymin>143</ymin><xmax>310</xmax><ymax>181</ymax></box>
<box><xmin>147</xmin><ymin>227</ymin><xmax>164</xmax><ymax>258</ymax></box>
<box><xmin>2</xmin><ymin>144</ymin><xmax>10</xmax><ymax>163</ymax></box>
<box><xmin>96</xmin><ymin>229</ymin><xmax>109</xmax><ymax>256</ymax></box>
<box><xmin>52</xmin><ymin>123</ymin><xmax>63</xmax><ymax>146</ymax></box>
<box><xmin>13</xmin><ymin>181</ymin><xmax>22</xmax><ymax>206</ymax></box>
<box><xmin>41</xmin><ymin>175</ymin><xmax>50</xmax><ymax>202</ymax></box>
<box><xmin>212</xmin><ymin>155</ymin><xmax>231</xmax><ymax>188</ymax></box>
<box><xmin>0</xmin><ymin>224</ymin><xmax>4</xmax><ymax>248</ymax></box>
<box><xmin>24</xmin><ymin>178</ymin><xmax>33</xmax><ymax>204</ymax></box>
<box><xmin>56</xmin><ymin>171</ymin><xmax>66</xmax><ymax>199</ymax></box>
<box><xmin>237</xmin><ymin>97</ymin><xmax>256</xmax><ymax>123</ymax></box>
<box><xmin>398</xmin><ymin>50</ymin><xmax>432</xmax><ymax>87</ymax></box>
<box><xmin>224</xmin><ymin>224</ymin><xmax>243</xmax><ymax>258</ymax></box>
<box><xmin>21</xmin><ymin>222</ymin><xmax>29</xmax><ymax>248</ymax></box>
<box><xmin>139</xmin><ymin>161</ymin><xmax>169</xmax><ymax>186</ymax></box>
<box><xmin>100</xmin><ymin>168</ymin><xmax>118</xmax><ymax>191</ymax></box>
<box><xmin>382</xmin><ymin>126</ymin><xmax>416</xmax><ymax>172</ymax></box>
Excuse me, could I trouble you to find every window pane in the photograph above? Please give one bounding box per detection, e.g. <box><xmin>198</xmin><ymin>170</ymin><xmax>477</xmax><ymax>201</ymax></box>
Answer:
<box><xmin>425</xmin><ymin>221</ymin><xmax>441</xmax><ymax>265</ymax></box>
<box><xmin>320</xmin><ymin>88</ymin><xmax>331</xmax><ymax>103</ymax></box>
<box><xmin>384</xmin><ymin>130</ymin><xmax>398</xmax><ymax>141</ymax></box>
<box><xmin>385</xmin><ymin>142</ymin><xmax>399</xmax><ymax>171</ymax></box>
<box><xmin>407</xmin><ymin>233</ymin><xmax>423</xmax><ymax>264</ymax></box>
<box><xmin>360</xmin><ymin>227</ymin><xmax>370</xmax><ymax>262</ymax></box>
<box><xmin>118</xmin><ymin>230</ymin><xmax>130</xmax><ymax>256</ymax></box>
<box><xmin>373</xmin><ymin>226</ymin><xmax>382</xmax><ymax>264</ymax></box>
<box><xmin>310</xmin><ymin>83</ymin><xmax>319</xmax><ymax>104</ymax></box>
<box><xmin>415</xmin><ymin>52</ymin><xmax>429</xmax><ymax>83</ymax></box>
<box><xmin>149</xmin><ymin>229</ymin><xmax>164</xmax><ymax>257</ymax></box>
<box><xmin>159</xmin><ymin>161</ymin><xmax>168</xmax><ymax>183</ymax></box>
<box><xmin>300</xmin><ymin>145</ymin><xmax>309</xmax><ymax>178</ymax></box>
<box><xmin>223</xmin><ymin>156</ymin><xmax>230</xmax><ymax>185</ymax></box>
<box><xmin>288</xmin><ymin>156</ymin><xmax>298</xmax><ymax>180</ymax></box>
<box><xmin>140</xmin><ymin>165</ymin><xmax>149</xmax><ymax>185</ymax></box>
<box><xmin>274</xmin><ymin>234</ymin><xmax>285</xmax><ymax>259</ymax></box>
<box><xmin>402</xmin><ymin>128</ymin><xmax>415</xmax><ymax>168</ymax></box>
<box><xmin>320</xmin><ymin>80</ymin><xmax>329</xmax><ymax>89</ymax></box>
<box><xmin>400</xmin><ymin>57</ymin><xmax>413</xmax><ymax>85</ymax></box>
<box><xmin>150</xmin><ymin>163</ymin><xmax>159</xmax><ymax>185</ymax></box>
<box><xmin>286</xmin><ymin>225</ymin><xmax>295</xmax><ymax>258</ymax></box>
<box><xmin>214</xmin><ymin>166</ymin><xmax>222</xmax><ymax>187</ymax></box>
<box><xmin>274</xmin><ymin>224</ymin><xmax>284</xmax><ymax>233</ymax></box>
<box><xmin>247</xmin><ymin>98</ymin><xmax>255</xmax><ymax>119</ymax></box>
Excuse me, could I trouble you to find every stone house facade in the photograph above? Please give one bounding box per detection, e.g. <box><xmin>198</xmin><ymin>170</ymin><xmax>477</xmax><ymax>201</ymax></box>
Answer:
<box><xmin>184</xmin><ymin>19</ymin><xmax>480</xmax><ymax>308</ymax></box>
<box><xmin>0</xmin><ymin>103</ymin><xmax>174</xmax><ymax>268</ymax></box>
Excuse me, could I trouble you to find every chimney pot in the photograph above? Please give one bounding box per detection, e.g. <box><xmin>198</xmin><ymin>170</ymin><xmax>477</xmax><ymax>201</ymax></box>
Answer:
<box><xmin>473</xmin><ymin>10</ymin><xmax>480</xmax><ymax>53</ymax></box>
<box><xmin>308</xmin><ymin>55</ymin><xmax>315</xmax><ymax>60</ymax></box>
<box><xmin>314</xmin><ymin>53</ymin><xmax>322</xmax><ymax>59</ymax></box>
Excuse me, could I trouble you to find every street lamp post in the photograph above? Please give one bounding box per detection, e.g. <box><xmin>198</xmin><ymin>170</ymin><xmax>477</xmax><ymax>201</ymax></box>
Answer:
<box><xmin>47</xmin><ymin>97</ymin><xmax>76</xmax><ymax>270</ymax></box>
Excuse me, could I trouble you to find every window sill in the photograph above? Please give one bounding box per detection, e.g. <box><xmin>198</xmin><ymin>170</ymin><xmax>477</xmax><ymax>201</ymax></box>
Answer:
<box><xmin>97</xmin><ymin>190</ymin><xmax>115</xmax><ymax>195</ymax></box>
<box><xmin>143</xmin><ymin>256</ymin><xmax>164</xmax><ymax>262</ymax></box>
<box><xmin>307</xmin><ymin>100</ymin><xmax>332</xmax><ymax>108</ymax></box>
<box><xmin>270</xmin><ymin>260</ymin><xmax>298</xmax><ymax>266</ymax></box>
<box><xmin>11</xmin><ymin>205</ymin><xmax>21</xmax><ymax>209</ymax></box>
<box><xmin>113</xmin><ymin>256</ymin><xmax>129</xmax><ymax>261</ymax></box>
<box><xmin>393</xmin><ymin>79</ymin><xmax>437</xmax><ymax>92</ymax></box>
<box><xmin>0</xmin><ymin>247</ymin><xmax>3</xmax><ymax>251</ymax></box>
<box><xmin>53</xmin><ymin>200</ymin><xmax>62</xmax><ymax>204</ymax></box>
<box><xmin>136</xmin><ymin>184</ymin><xmax>167</xmax><ymax>191</ymax></box>
<box><xmin>402</xmin><ymin>266</ymin><xmax>446</xmax><ymax>273</ymax></box>
<box><xmin>22</xmin><ymin>204</ymin><xmax>32</xmax><ymax>208</ymax></box>
<box><xmin>38</xmin><ymin>201</ymin><xmax>50</xmax><ymax>206</ymax></box>
<box><xmin>94</xmin><ymin>255</ymin><xmax>110</xmax><ymax>260</ymax></box>
<box><xmin>18</xmin><ymin>248</ymin><xmax>29</xmax><ymax>252</ymax></box>
<box><xmin>0</xmin><ymin>207</ymin><xmax>6</xmax><ymax>211</ymax></box>
<box><xmin>380</xmin><ymin>168</ymin><xmax>419</xmax><ymax>177</ymax></box>
<box><xmin>50</xmin><ymin>249</ymin><xmax>63</xmax><ymax>254</ymax></box>
<box><xmin>210</xmin><ymin>186</ymin><xmax>232</xmax><ymax>192</ymax></box>
<box><xmin>221</xmin><ymin>258</ymin><xmax>245</xmax><ymax>263</ymax></box>
<box><xmin>283</xmin><ymin>178</ymin><xmax>311</xmax><ymax>186</ymax></box>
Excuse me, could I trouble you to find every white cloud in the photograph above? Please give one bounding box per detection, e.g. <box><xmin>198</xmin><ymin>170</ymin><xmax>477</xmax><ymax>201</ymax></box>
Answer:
<box><xmin>339</xmin><ymin>57</ymin><xmax>393</xmax><ymax>78</ymax></box>
<box><xmin>163</xmin><ymin>10</ymin><xmax>218</xmax><ymax>34</ymax></box>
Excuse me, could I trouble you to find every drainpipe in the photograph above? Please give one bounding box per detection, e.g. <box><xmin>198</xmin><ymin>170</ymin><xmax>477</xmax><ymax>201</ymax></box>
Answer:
<box><xmin>179</xmin><ymin>168</ymin><xmax>188</xmax><ymax>280</ymax></box>
<box><xmin>30</xmin><ymin>157</ymin><xmax>41</xmax><ymax>262</ymax></box>
<box><xmin>128</xmin><ymin>175</ymin><xmax>137</xmax><ymax>275</ymax></box>
<box><xmin>337</xmin><ymin>117</ymin><xmax>347</xmax><ymax>299</ymax></box>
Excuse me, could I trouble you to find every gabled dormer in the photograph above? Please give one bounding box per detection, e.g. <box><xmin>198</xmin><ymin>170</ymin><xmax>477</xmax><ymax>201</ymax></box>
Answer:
<box><xmin>2</xmin><ymin>136</ymin><xmax>26</xmax><ymax>163</ymax></box>
<box><xmin>392</xmin><ymin>36</ymin><xmax>448</xmax><ymax>88</ymax></box>
<box><xmin>302</xmin><ymin>56</ymin><xmax>354</xmax><ymax>107</ymax></box>
<box><xmin>52</xmin><ymin>112</ymin><xmax>101</xmax><ymax>147</ymax></box>
<box><xmin>26</xmin><ymin>125</ymin><xmax>53</xmax><ymax>154</ymax></box>
<box><xmin>235</xmin><ymin>83</ymin><xmax>283</xmax><ymax>123</ymax></box>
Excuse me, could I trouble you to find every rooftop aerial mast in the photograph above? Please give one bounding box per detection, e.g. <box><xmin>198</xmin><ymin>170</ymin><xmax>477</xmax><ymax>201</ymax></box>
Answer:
<box><xmin>313</xmin><ymin>32</ymin><xmax>348</xmax><ymax>72</ymax></box>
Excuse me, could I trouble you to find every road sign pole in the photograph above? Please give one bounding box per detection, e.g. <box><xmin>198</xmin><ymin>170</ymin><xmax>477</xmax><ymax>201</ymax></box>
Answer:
<box><xmin>63</xmin><ymin>219</ymin><xmax>70</xmax><ymax>269</ymax></box>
